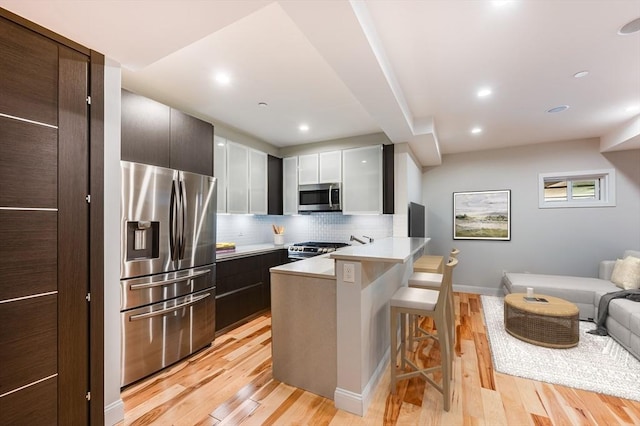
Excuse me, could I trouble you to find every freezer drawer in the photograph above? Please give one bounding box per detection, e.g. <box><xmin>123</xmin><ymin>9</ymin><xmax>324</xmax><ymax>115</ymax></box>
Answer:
<box><xmin>120</xmin><ymin>265</ymin><xmax>214</xmax><ymax>311</ymax></box>
<box><xmin>121</xmin><ymin>288</ymin><xmax>215</xmax><ymax>387</ymax></box>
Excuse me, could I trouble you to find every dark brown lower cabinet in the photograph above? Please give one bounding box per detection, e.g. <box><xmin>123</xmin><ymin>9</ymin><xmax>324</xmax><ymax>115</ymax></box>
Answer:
<box><xmin>215</xmin><ymin>249</ymin><xmax>289</xmax><ymax>333</ymax></box>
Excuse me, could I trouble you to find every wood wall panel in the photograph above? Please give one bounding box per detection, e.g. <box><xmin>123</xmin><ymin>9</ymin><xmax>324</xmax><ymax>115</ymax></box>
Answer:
<box><xmin>0</xmin><ymin>16</ymin><xmax>57</xmax><ymax>125</ymax></box>
<box><xmin>0</xmin><ymin>210</ymin><xmax>57</xmax><ymax>301</ymax></box>
<box><xmin>0</xmin><ymin>375</ymin><xmax>57</xmax><ymax>426</ymax></box>
<box><xmin>0</xmin><ymin>294</ymin><xmax>57</xmax><ymax>394</ymax></box>
<box><xmin>0</xmin><ymin>116</ymin><xmax>57</xmax><ymax>208</ymax></box>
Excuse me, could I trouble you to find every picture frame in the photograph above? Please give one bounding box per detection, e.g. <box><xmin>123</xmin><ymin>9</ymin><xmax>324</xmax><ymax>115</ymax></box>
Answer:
<box><xmin>453</xmin><ymin>190</ymin><xmax>511</xmax><ymax>240</ymax></box>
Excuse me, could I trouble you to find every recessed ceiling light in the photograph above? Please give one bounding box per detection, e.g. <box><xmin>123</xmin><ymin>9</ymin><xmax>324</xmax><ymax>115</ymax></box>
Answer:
<box><xmin>477</xmin><ymin>88</ymin><xmax>492</xmax><ymax>97</ymax></box>
<box><xmin>492</xmin><ymin>0</ymin><xmax>513</xmax><ymax>7</ymax></box>
<box><xmin>471</xmin><ymin>127</ymin><xmax>482</xmax><ymax>134</ymax></box>
<box><xmin>547</xmin><ymin>105</ymin><xmax>570</xmax><ymax>113</ymax></box>
<box><xmin>258</xmin><ymin>102</ymin><xmax>268</xmax><ymax>107</ymax></box>
<box><xmin>215</xmin><ymin>72</ymin><xmax>231</xmax><ymax>85</ymax></box>
<box><xmin>626</xmin><ymin>105</ymin><xmax>640</xmax><ymax>113</ymax></box>
<box><xmin>299</xmin><ymin>124</ymin><xmax>309</xmax><ymax>132</ymax></box>
<box><xmin>573</xmin><ymin>70</ymin><xmax>589</xmax><ymax>78</ymax></box>
<box><xmin>619</xmin><ymin>17</ymin><xmax>640</xmax><ymax>35</ymax></box>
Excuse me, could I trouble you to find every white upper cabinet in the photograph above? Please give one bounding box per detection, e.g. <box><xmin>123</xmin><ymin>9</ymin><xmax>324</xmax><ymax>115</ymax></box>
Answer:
<box><xmin>298</xmin><ymin>153</ymin><xmax>318</xmax><ymax>185</ymax></box>
<box><xmin>213</xmin><ymin>135</ymin><xmax>227</xmax><ymax>213</ymax></box>
<box><xmin>226</xmin><ymin>141</ymin><xmax>249</xmax><ymax>214</ymax></box>
<box><xmin>249</xmin><ymin>149</ymin><xmax>268</xmax><ymax>214</ymax></box>
<box><xmin>283</xmin><ymin>157</ymin><xmax>298</xmax><ymax>215</ymax></box>
<box><xmin>319</xmin><ymin>150</ymin><xmax>342</xmax><ymax>183</ymax></box>
<box><xmin>342</xmin><ymin>145</ymin><xmax>383</xmax><ymax>215</ymax></box>
<box><xmin>298</xmin><ymin>151</ymin><xmax>342</xmax><ymax>185</ymax></box>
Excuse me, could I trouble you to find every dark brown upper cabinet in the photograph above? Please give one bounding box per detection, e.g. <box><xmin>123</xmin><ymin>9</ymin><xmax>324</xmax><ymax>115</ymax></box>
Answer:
<box><xmin>268</xmin><ymin>155</ymin><xmax>283</xmax><ymax>215</ymax></box>
<box><xmin>121</xmin><ymin>89</ymin><xmax>213</xmax><ymax>176</ymax></box>
<box><xmin>170</xmin><ymin>109</ymin><xmax>213</xmax><ymax>176</ymax></box>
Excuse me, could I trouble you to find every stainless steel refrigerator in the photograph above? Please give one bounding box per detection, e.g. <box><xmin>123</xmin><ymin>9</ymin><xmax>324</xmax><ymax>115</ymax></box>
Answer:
<box><xmin>120</xmin><ymin>161</ymin><xmax>216</xmax><ymax>387</ymax></box>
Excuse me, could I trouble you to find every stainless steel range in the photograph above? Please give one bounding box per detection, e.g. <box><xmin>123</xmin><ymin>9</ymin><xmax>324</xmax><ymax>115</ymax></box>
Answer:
<box><xmin>288</xmin><ymin>241</ymin><xmax>349</xmax><ymax>261</ymax></box>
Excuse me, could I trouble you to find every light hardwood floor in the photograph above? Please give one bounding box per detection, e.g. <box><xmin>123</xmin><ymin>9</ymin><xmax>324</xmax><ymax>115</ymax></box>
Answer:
<box><xmin>119</xmin><ymin>293</ymin><xmax>640</xmax><ymax>425</ymax></box>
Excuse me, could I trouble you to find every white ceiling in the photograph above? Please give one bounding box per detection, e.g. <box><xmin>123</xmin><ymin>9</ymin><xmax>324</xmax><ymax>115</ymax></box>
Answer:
<box><xmin>2</xmin><ymin>0</ymin><xmax>639</xmax><ymax>165</ymax></box>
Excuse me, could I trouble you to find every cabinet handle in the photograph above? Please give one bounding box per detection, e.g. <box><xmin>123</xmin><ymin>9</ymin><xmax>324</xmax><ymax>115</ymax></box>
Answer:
<box><xmin>129</xmin><ymin>292</ymin><xmax>211</xmax><ymax>321</ymax></box>
<box><xmin>129</xmin><ymin>269</ymin><xmax>211</xmax><ymax>290</ymax></box>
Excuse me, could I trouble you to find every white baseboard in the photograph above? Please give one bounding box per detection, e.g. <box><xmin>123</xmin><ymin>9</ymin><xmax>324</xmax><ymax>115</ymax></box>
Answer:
<box><xmin>334</xmin><ymin>347</ymin><xmax>390</xmax><ymax>416</ymax></box>
<box><xmin>104</xmin><ymin>399</ymin><xmax>125</xmax><ymax>426</ymax></box>
<box><xmin>453</xmin><ymin>284</ymin><xmax>502</xmax><ymax>296</ymax></box>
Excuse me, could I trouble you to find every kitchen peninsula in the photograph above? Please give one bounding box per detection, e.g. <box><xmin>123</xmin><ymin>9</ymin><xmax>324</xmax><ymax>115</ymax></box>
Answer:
<box><xmin>270</xmin><ymin>237</ymin><xmax>429</xmax><ymax>416</ymax></box>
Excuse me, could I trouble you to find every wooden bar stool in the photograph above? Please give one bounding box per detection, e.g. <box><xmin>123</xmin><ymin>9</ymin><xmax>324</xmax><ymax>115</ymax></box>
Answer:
<box><xmin>390</xmin><ymin>258</ymin><xmax>458</xmax><ymax>411</ymax></box>
<box><xmin>409</xmin><ymin>249</ymin><xmax>460</xmax><ymax>350</ymax></box>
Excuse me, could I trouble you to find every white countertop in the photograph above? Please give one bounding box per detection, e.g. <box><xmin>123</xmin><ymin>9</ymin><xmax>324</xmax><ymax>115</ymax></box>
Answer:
<box><xmin>216</xmin><ymin>243</ymin><xmax>288</xmax><ymax>261</ymax></box>
<box><xmin>329</xmin><ymin>237</ymin><xmax>429</xmax><ymax>263</ymax></box>
<box><xmin>270</xmin><ymin>254</ymin><xmax>336</xmax><ymax>279</ymax></box>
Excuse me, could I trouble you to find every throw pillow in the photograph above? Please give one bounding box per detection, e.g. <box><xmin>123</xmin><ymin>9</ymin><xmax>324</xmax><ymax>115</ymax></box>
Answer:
<box><xmin>611</xmin><ymin>256</ymin><xmax>640</xmax><ymax>290</ymax></box>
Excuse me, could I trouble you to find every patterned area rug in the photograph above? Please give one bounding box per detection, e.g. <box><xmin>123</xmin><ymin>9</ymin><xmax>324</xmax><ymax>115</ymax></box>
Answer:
<box><xmin>481</xmin><ymin>295</ymin><xmax>640</xmax><ymax>401</ymax></box>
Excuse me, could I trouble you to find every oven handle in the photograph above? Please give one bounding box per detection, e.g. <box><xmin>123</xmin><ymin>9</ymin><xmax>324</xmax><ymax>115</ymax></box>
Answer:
<box><xmin>129</xmin><ymin>269</ymin><xmax>211</xmax><ymax>291</ymax></box>
<box><xmin>129</xmin><ymin>292</ymin><xmax>211</xmax><ymax>321</ymax></box>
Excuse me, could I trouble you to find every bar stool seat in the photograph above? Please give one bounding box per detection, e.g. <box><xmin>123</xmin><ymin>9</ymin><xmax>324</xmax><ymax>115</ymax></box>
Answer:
<box><xmin>390</xmin><ymin>258</ymin><xmax>457</xmax><ymax>411</ymax></box>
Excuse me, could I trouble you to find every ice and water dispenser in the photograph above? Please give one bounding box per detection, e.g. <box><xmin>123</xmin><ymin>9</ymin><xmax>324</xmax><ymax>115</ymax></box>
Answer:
<box><xmin>126</xmin><ymin>220</ymin><xmax>159</xmax><ymax>260</ymax></box>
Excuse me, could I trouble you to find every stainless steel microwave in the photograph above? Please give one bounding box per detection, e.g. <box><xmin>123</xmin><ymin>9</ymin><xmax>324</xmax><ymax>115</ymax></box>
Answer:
<box><xmin>298</xmin><ymin>183</ymin><xmax>341</xmax><ymax>213</ymax></box>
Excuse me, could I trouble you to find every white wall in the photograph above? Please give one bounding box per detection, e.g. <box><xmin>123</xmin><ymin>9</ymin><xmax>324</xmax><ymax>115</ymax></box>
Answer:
<box><xmin>392</xmin><ymin>143</ymin><xmax>423</xmax><ymax>237</ymax></box>
<box><xmin>103</xmin><ymin>58</ymin><xmax>124</xmax><ymax>425</ymax></box>
<box><xmin>423</xmin><ymin>138</ymin><xmax>640</xmax><ymax>293</ymax></box>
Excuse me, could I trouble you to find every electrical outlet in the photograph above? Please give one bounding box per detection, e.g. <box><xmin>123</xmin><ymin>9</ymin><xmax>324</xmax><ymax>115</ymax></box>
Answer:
<box><xmin>343</xmin><ymin>263</ymin><xmax>355</xmax><ymax>283</ymax></box>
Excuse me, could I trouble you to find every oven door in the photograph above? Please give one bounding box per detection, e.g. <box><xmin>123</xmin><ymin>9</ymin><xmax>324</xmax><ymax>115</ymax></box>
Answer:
<box><xmin>298</xmin><ymin>183</ymin><xmax>341</xmax><ymax>212</ymax></box>
<box><xmin>120</xmin><ymin>288</ymin><xmax>214</xmax><ymax>387</ymax></box>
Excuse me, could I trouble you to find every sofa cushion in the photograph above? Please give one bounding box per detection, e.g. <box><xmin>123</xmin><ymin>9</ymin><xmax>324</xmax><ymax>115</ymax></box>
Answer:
<box><xmin>631</xmin><ymin>312</ymin><xmax>640</xmax><ymax>337</ymax></box>
<box><xmin>611</xmin><ymin>256</ymin><xmax>640</xmax><ymax>290</ymax></box>
<box><xmin>607</xmin><ymin>298</ymin><xmax>640</xmax><ymax>329</ymax></box>
<box><xmin>503</xmin><ymin>273</ymin><xmax>618</xmax><ymax>306</ymax></box>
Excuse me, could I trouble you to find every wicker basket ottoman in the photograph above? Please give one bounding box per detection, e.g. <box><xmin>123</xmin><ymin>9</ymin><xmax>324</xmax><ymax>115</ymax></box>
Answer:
<box><xmin>504</xmin><ymin>293</ymin><xmax>579</xmax><ymax>348</ymax></box>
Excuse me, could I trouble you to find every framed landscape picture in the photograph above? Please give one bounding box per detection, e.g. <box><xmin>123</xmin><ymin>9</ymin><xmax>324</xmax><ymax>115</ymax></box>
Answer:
<box><xmin>453</xmin><ymin>190</ymin><xmax>511</xmax><ymax>240</ymax></box>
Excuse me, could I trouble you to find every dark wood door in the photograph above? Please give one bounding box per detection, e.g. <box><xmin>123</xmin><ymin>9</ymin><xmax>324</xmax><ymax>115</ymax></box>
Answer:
<box><xmin>170</xmin><ymin>108</ymin><xmax>213</xmax><ymax>176</ymax></box>
<box><xmin>121</xmin><ymin>88</ymin><xmax>171</xmax><ymax>168</ymax></box>
<box><xmin>0</xmin><ymin>16</ymin><xmax>90</xmax><ymax>424</ymax></box>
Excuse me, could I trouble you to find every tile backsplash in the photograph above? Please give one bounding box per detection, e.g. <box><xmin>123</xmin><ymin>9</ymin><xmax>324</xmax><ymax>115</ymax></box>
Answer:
<box><xmin>216</xmin><ymin>213</ymin><xmax>393</xmax><ymax>246</ymax></box>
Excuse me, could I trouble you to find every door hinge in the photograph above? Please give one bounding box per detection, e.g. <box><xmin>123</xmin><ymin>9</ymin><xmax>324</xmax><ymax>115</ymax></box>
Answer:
<box><xmin>86</xmin><ymin>292</ymin><xmax>91</xmax><ymax>302</ymax></box>
<box><xmin>86</xmin><ymin>194</ymin><xmax>91</xmax><ymax>204</ymax></box>
<box><xmin>86</xmin><ymin>391</ymin><xmax>91</xmax><ymax>401</ymax></box>
<box><xmin>86</xmin><ymin>95</ymin><xmax>92</xmax><ymax>105</ymax></box>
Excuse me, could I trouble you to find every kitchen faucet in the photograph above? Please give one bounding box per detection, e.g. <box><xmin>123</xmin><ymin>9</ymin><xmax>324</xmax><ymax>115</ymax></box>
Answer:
<box><xmin>350</xmin><ymin>235</ymin><xmax>374</xmax><ymax>244</ymax></box>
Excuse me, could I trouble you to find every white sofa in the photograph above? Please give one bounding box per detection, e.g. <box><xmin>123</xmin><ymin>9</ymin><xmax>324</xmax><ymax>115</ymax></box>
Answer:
<box><xmin>502</xmin><ymin>250</ymin><xmax>640</xmax><ymax>360</ymax></box>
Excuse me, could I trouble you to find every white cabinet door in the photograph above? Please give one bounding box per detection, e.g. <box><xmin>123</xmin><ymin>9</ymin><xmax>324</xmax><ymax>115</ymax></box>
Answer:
<box><xmin>213</xmin><ymin>135</ymin><xmax>227</xmax><ymax>213</ymax></box>
<box><xmin>226</xmin><ymin>141</ymin><xmax>249</xmax><ymax>214</ymax></box>
<box><xmin>298</xmin><ymin>153</ymin><xmax>319</xmax><ymax>185</ymax></box>
<box><xmin>319</xmin><ymin>150</ymin><xmax>342</xmax><ymax>183</ymax></box>
<box><xmin>249</xmin><ymin>149</ymin><xmax>268</xmax><ymax>214</ymax></box>
<box><xmin>342</xmin><ymin>145</ymin><xmax>383</xmax><ymax>214</ymax></box>
<box><xmin>283</xmin><ymin>157</ymin><xmax>298</xmax><ymax>215</ymax></box>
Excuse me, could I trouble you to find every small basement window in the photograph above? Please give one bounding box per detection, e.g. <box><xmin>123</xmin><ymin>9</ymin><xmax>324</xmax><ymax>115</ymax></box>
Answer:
<box><xmin>538</xmin><ymin>169</ymin><xmax>615</xmax><ymax>208</ymax></box>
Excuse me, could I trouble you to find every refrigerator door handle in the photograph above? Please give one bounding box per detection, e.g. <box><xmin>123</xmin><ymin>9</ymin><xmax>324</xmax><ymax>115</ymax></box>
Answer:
<box><xmin>129</xmin><ymin>268</ymin><xmax>211</xmax><ymax>290</ymax></box>
<box><xmin>128</xmin><ymin>292</ymin><xmax>211</xmax><ymax>321</ymax></box>
<box><xmin>169</xmin><ymin>179</ymin><xmax>179</xmax><ymax>261</ymax></box>
<box><xmin>179</xmin><ymin>178</ymin><xmax>186</xmax><ymax>260</ymax></box>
